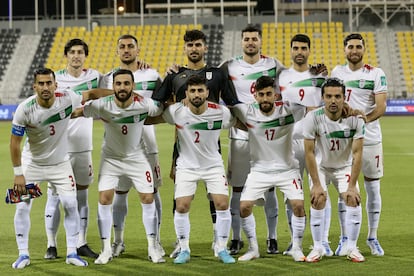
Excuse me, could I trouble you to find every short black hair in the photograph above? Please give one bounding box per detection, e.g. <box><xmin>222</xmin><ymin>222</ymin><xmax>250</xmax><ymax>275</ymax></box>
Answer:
<box><xmin>255</xmin><ymin>76</ymin><xmax>275</xmax><ymax>91</ymax></box>
<box><xmin>33</xmin><ymin>68</ymin><xmax>55</xmax><ymax>82</ymax></box>
<box><xmin>113</xmin><ymin>69</ymin><xmax>134</xmax><ymax>83</ymax></box>
<box><xmin>290</xmin><ymin>34</ymin><xmax>311</xmax><ymax>48</ymax></box>
<box><xmin>117</xmin><ymin>34</ymin><xmax>138</xmax><ymax>45</ymax></box>
<box><xmin>64</xmin><ymin>38</ymin><xmax>89</xmax><ymax>56</ymax></box>
<box><xmin>344</xmin><ymin>33</ymin><xmax>365</xmax><ymax>47</ymax></box>
<box><xmin>242</xmin><ymin>24</ymin><xmax>262</xmax><ymax>38</ymax></box>
<box><xmin>186</xmin><ymin>74</ymin><xmax>207</xmax><ymax>89</ymax></box>
<box><xmin>183</xmin><ymin>30</ymin><xmax>207</xmax><ymax>44</ymax></box>
<box><xmin>321</xmin><ymin>77</ymin><xmax>345</xmax><ymax>96</ymax></box>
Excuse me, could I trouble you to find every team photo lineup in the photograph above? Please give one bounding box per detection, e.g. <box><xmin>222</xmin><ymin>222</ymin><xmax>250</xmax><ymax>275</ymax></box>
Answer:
<box><xmin>7</xmin><ymin>22</ymin><xmax>388</xmax><ymax>270</ymax></box>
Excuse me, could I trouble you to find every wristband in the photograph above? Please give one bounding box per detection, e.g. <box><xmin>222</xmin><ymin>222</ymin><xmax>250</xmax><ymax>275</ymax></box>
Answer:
<box><xmin>13</xmin><ymin>166</ymin><xmax>23</xmax><ymax>176</ymax></box>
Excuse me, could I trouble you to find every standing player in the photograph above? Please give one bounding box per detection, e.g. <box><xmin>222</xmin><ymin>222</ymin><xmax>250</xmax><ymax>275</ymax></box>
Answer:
<box><xmin>44</xmin><ymin>38</ymin><xmax>101</xmax><ymax>260</ymax></box>
<box><xmin>72</xmin><ymin>69</ymin><xmax>164</xmax><ymax>265</ymax></box>
<box><xmin>331</xmin><ymin>33</ymin><xmax>387</xmax><ymax>256</ymax></box>
<box><xmin>220</xmin><ymin>24</ymin><xmax>284</xmax><ymax>255</ymax></box>
<box><xmin>10</xmin><ymin>68</ymin><xmax>109</xmax><ymax>269</ymax></box>
<box><xmin>233</xmin><ymin>76</ymin><xmax>307</xmax><ymax>262</ymax></box>
<box><xmin>149</xmin><ymin>75</ymin><xmax>236</xmax><ymax>264</ymax></box>
<box><xmin>100</xmin><ymin>34</ymin><xmax>164</xmax><ymax>257</ymax></box>
<box><xmin>303</xmin><ymin>77</ymin><xmax>366</xmax><ymax>263</ymax></box>
<box><xmin>151</xmin><ymin>29</ymin><xmax>238</xmax><ymax>258</ymax></box>
<box><xmin>279</xmin><ymin>34</ymin><xmax>332</xmax><ymax>256</ymax></box>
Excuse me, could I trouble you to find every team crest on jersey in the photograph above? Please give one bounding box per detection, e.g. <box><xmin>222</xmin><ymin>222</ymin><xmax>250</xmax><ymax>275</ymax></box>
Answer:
<box><xmin>207</xmin><ymin>120</ymin><xmax>214</xmax><ymax>129</ymax></box>
<box><xmin>344</xmin><ymin>129</ymin><xmax>351</xmax><ymax>137</ymax></box>
<box><xmin>87</xmin><ymin>81</ymin><xmax>92</xmax><ymax>89</ymax></box>
<box><xmin>206</xmin><ymin>72</ymin><xmax>212</xmax><ymax>80</ymax></box>
<box><xmin>142</xmin><ymin>81</ymin><xmax>148</xmax><ymax>90</ymax></box>
<box><xmin>134</xmin><ymin>115</ymin><xmax>140</xmax><ymax>123</ymax></box>
<box><xmin>312</xmin><ymin>78</ymin><xmax>317</xmax><ymax>87</ymax></box>
<box><xmin>359</xmin><ymin>79</ymin><xmax>365</xmax><ymax>88</ymax></box>
<box><xmin>59</xmin><ymin>110</ymin><xmax>66</xmax><ymax>119</ymax></box>
<box><xmin>279</xmin><ymin>117</ymin><xmax>285</xmax><ymax>125</ymax></box>
<box><xmin>263</xmin><ymin>71</ymin><xmax>269</xmax><ymax>76</ymax></box>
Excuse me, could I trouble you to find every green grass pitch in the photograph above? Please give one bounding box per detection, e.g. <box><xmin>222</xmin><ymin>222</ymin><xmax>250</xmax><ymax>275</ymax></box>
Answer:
<box><xmin>0</xmin><ymin>116</ymin><xmax>413</xmax><ymax>275</ymax></box>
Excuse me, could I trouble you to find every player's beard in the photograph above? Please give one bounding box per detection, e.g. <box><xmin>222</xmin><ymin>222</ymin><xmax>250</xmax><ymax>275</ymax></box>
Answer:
<box><xmin>259</xmin><ymin>102</ymin><xmax>273</xmax><ymax>114</ymax></box>
<box><xmin>115</xmin><ymin>90</ymin><xmax>132</xmax><ymax>102</ymax></box>
<box><xmin>346</xmin><ymin>54</ymin><xmax>363</xmax><ymax>65</ymax></box>
<box><xmin>187</xmin><ymin>52</ymin><xmax>203</xmax><ymax>63</ymax></box>
<box><xmin>190</xmin><ymin>97</ymin><xmax>205</xmax><ymax>108</ymax></box>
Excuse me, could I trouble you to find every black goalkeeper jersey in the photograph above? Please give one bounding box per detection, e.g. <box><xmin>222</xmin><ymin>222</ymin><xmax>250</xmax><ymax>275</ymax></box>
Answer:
<box><xmin>152</xmin><ymin>65</ymin><xmax>238</xmax><ymax>105</ymax></box>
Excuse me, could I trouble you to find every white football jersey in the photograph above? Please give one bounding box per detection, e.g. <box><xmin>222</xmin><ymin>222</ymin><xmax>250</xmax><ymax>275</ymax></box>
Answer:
<box><xmin>101</xmin><ymin>67</ymin><xmax>161</xmax><ymax>98</ymax></box>
<box><xmin>162</xmin><ymin>102</ymin><xmax>235</xmax><ymax>170</ymax></box>
<box><xmin>222</xmin><ymin>55</ymin><xmax>284</xmax><ymax>140</ymax></box>
<box><xmin>279</xmin><ymin>67</ymin><xmax>325</xmax><ymax>137</ymax></box>
<box><xmin>233</xmin><ymin>101</ymin><xmax>305</xmax><ymax>172</ymax></box>
<box><xmin>55</xmin><ymin>68</ymin><xmax>102</xmax><ymax>152</ymax></box>
<box><xmin>331</xmin><ymin>64</ymin><xmax>387</xmax><ymax>144</ymax></box>
<box><xmin>83</xmin><ymin>95</ymin><xmax>162</xmax><ymax>159</ymax></box>
<box><xmin>302</xmin><ymin>107</ymin><xmax>365</xmax><ymax>169</ymax></box>
<box><xmin>12</xmin><ymin>91</ymin><xmax>82</xmax><ymax>165</ymax></box>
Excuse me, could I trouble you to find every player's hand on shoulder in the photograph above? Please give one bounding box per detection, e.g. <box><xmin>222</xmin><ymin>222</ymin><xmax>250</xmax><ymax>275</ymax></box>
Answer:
<box><xmin>342</xmin><ymin>103</ymin><xmax>367</xmax><ymax>122</ymax></box>
<box><xmin>137</xmin><ymin>59</ymin><xmax>151</xmax><ymax>70</ymax></box>
<box><xmin>71</xmin><ymin>107</ymin><xmax>84</xmax><ymax>118</ymax></box>
<box><xmin>309</xmin><ymin>63</ymin><xmax>328</xmax><ymax>76</ymax></box>
<box><xmin>166</xmin><ymin>63</ymin><xmax>180</xmax><ymax>75</ymax></box>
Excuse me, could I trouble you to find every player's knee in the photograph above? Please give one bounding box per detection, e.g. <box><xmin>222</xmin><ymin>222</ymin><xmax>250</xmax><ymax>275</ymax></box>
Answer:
<box><xmin>240</xmin><ymin>202</ymin><xmax>253</xmax><ymax>218</ymax></box>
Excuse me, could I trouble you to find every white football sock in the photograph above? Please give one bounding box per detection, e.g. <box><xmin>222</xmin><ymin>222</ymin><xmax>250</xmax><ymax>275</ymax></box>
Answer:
<box><xmin>141</xmin><ymin>202</ymin><xmax>157</xmax><ymax>238</ymax></box>
<box><xmin>241</xmin><ymin>213</ymin><xmax>256</xmax><ymax>241</ymax></box>
<box><xmin>174</xmin><ymin>211</ymin><xmax>190</xmax><ymax>252</ymax></box>
<box><xmin>113</xmin><ymin>193</ymin><xmax>128</xmax><ymax>243</ymax></box>
<box><xmin>364</xmin><ymin>180</ymin><xmax>381</xmax><ymax>239</ymax></box>
<box><xmin>310</xmin><ymin>207</ymin><xmax>324</xmax><ymax>248</ymax></box>
<box><xmin>345</xmin><ymin>205</ymin><xmax>362</xmax><ymax>250</ymax></box>
<box><xmin>44</xmin><ymin>188</ymin><xmax>60</xmax><ymax>247</ymax></box>
<box><xmin>291</xmin><ymin>214</ymin><xmax>306</xmax><ymax>249</ymax></box>
<box><xmin>15</xmin><ymin>201</ymin><xmax>32</xmax><ymax>253</ymax></box>
<box><xmin>76</xmin><ymin>189</ymin><xmax>88</xmax><ymax>247</ymax></box>
<box><xmin>97</xmin><ymin>203</ymin><xmax>113</xmax><ymax>252</ymax></box>
<box><xmin>323</xmin><ymin>193</ymin><xmax>332</xmax><ymax>242</ymax></box>
<box><xmin>59</xmin><ymin>195</ymin><xmax>80</xmax><ymax>253</ymax></box>
<box><xmin>215</xmin><ymin>209</ymin><xmax>231</xmax><ymax>251</ymax></box>
<box><xmin>338</xmin><ymin>198</ymin><xmax>346</xmax><ymax>237</ymax></box>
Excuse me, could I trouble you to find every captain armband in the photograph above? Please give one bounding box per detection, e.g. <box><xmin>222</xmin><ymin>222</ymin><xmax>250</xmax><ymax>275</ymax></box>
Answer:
<box><xmin>11</xmin><ymin>124</ymin><xmax>25</xmax><ymax>136</ymax></box>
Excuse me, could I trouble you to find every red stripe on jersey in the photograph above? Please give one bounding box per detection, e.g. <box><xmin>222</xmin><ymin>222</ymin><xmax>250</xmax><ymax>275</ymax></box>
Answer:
<box><xmin>208</xmin><ymin>102</ymin><xmax>220</xmax><ymax>109</ymax></box>
<box><xmin>82</xmin><ymin>68</ymin><xmax>87</xmax><ymax>72</ymax></box>
<box><xmin>245</xmin><ymin>122</ymin><xmax>254</xmax><ymax>128</ymax></box>
<box><xmin>274</xmin><ymin>101</ymin><xmax>284</xmax><ymax>107</ymax></box>
<box><xmin>280</xmin><ymin>86</ymin><xmax>286</xmax><ymax>92</ymax></box>
<box><xmin>55</xmin><ymin>92</ymin><xmax>65</xmax><ymax>97</ymax></box>
<box><xmin>260</xmin><ymin>54</ymin><xmax>269</xmax><ymax>59</ymax></box>
<box><xmin>133</xmin><ymin>95</ymin><xmax>144</xmax><ymax>102</ymax></box>
<box><xmin>175</xmin><ymin>124</ymin><xmax>183</xmax><ymax>129</ymax></box>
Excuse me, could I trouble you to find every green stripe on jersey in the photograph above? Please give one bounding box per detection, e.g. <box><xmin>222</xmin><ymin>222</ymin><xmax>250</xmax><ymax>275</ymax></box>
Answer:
<box><xmin>259</xmin><ymin>114</ymin><xmax>295</xmax><ymax>128</ymax></box>
<box><xmin>243</xmin><ymin>68</ymin><xmax>276</xmax><ymax>80</ymax></box>
<box><xmin>113</xmin><ymin>113</ymin><xmax>148</xmax><ymax>124</ymax></box>
<box><xmin>42</xmin><ymin>105</ymin><xmax>72</xmax><ymax>125</ymax></box>
<box><xmin>189</xmin><ymin>120</ymin><xmax>223</xmax><ymax>130</ymax></box>
<box><xmin>344</xmin><ymin>80</ymin><xmax>374</xmax><ymax>90</ymax></box>
<box><xmin>291</xmin><ymin>77</ymin><xmax>325</xmax><ymax>88</ymax></box>
<box><xmin>72</xmin><ymin>78</ymin><xmax>99</xmax><ymax>94</ymax></box>
<box><xmin>326</xmin><ymin>129</ymin><xmax>357</xmax><ymax>139</ymax></box>
<box><xmin>135</xmin><ymin>81</ymin><xmax>157</xmax><ymax>91</ymax></box>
